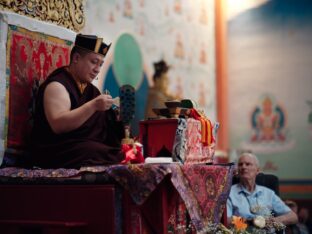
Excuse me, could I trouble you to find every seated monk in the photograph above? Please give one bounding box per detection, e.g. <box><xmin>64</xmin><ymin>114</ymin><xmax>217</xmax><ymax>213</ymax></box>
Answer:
<box><xmin>30</xmin><ymin>34</ymin><xmax>125</xmax><ymax>168</ymax></box>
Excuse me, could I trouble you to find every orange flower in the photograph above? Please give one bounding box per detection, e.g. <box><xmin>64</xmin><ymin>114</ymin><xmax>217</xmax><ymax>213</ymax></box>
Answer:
<box><xmin>232</xmin><ymin>216</ymin><xmax>248</xmax><ymax>231</ymax></box>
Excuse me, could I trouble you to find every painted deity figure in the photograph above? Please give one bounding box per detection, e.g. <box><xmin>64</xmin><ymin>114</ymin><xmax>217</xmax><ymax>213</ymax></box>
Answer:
<box><xmin>123</xmin><ymin>0</ymin><xmax>132</xmax><ymax>18</ymax></box>
<box><xmin>174</xmin><ymin>0</ymin><xmax>182</xmax><ymax>14</ymax></box>
<box><xmin>174</xmin><ymin>34</ymin><xmax>185</xmax><ymax>59</ymax></box>
<box><xmin>199</xmin><ymin>43</ymin><xmax>207</xmax><ymax>64</ymax></box>
<box><xmin>251</xmin><ymin>96</ymin><xmax>286</xmax><ymax>142</ymax></box>
<box><xmin>199</xmin><ymin>1</ymin><xmax>208</xmax><ymax>25</ymax></box>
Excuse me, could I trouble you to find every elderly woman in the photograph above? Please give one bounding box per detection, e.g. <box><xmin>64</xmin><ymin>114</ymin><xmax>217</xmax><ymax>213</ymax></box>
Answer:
<box><xmin>227</xmin><ymin>152</ymin><xmax>298</xmax><ymax>231</ymax></box>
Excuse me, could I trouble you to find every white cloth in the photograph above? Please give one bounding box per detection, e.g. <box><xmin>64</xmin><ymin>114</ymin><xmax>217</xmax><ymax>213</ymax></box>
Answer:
<box><xmin>145</xmin><ymin>157</ymin><xmax>173</xmax><ymax>164</ymax></box>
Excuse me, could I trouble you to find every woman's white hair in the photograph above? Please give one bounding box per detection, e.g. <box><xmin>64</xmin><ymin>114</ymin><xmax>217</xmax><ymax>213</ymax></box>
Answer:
<box><xmin>239</xmin><ymin>152</ymin><xmax>260</xmax><ymax>167</ymax></box>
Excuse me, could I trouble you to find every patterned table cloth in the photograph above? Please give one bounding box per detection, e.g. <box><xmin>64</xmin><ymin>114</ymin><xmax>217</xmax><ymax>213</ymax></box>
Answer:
<box><xmin>0</xmin><ymin>163</ymin><xmax>234</xmax><ymax>232</ymax></box>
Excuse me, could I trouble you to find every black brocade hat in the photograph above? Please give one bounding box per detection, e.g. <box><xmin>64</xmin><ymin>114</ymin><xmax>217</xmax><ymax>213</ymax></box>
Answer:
<box><xmin>74</xmin><ymin>34</ymin><xmax>111</xmax><ymax>56</ymax></box>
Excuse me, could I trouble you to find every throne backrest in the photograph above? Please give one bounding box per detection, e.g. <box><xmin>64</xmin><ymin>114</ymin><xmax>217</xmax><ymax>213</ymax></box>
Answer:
<box><xmin>0</xmin><ymin>12</ymin><xmax>75</xmax><ymax>166</ymax></box>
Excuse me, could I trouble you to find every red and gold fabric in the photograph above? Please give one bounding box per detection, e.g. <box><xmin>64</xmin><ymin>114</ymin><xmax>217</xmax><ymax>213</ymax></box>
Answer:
<box><xmin>4</xmin><ymin>25</ymin><xmax>72</xmax><ymax>160</ymax></box>
<box><xmin>184</xmin><ymin>118</ymin><xmax>215</xmax><ymax>164</ymax></box>
<box><xmin>189</xmin><ymin>108</ymin><xmax>214</xmax><ymax>146</ymax></box>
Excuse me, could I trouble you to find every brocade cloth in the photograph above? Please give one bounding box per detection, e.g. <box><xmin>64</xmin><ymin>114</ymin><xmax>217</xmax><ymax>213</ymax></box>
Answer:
<box><xmin>172</xmin><ymin>118</ymin><xmax>216</xmax><ymax>165</ymax></box>
<box><xmin>4</xmin><ymin>25</ymin><xmax>72</xmax><ymax>157</ymax></box>
<box><xmin>0</xmin><ymin>163</ymin><xmax>233</xmax><ymax>231</ymax></box>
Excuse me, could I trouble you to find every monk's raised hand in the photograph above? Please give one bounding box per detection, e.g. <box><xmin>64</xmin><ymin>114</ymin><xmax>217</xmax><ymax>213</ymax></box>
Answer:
<box><xmin>93</xmin><ymin>94</ymin><xmax>114</xmax><ymax>111</ymax></box>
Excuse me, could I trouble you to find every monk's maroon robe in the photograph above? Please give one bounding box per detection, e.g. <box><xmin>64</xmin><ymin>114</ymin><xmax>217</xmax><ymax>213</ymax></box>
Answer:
<box><xmin>30</xmin><ymin>67</ymin><xmax>125</xmax><ymax>168</ymax></box>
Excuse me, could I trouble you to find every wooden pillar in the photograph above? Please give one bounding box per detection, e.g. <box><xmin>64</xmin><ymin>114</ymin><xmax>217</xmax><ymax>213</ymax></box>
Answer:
<box><xmin>215</xmin><ymin>0</ymin><xmax>228</xmax><ymax>151</ymax></box>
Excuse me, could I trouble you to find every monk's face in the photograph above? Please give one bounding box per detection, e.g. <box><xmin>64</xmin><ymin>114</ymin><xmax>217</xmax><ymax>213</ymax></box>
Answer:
<box><xmin>238</xmin><ymin>155</ymin><xmax>259</xmax><ymax>182</ymax></box>
<box><xmin>74</xmin><ymin>52</ymin><xmax>104</xmax><ymax>83</ymax></box>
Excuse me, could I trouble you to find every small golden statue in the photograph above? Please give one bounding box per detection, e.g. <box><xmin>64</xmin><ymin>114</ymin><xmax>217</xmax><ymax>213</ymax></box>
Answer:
<box><xmin>145</xmin><ymin>59</ymin><xmax>177</xmax><ymax>118</ymax></box>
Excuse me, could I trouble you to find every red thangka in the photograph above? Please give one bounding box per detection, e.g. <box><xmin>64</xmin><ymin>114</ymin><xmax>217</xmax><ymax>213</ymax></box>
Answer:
<box><xmin>5</xmin><ymin>25</ymin><xmax>72</xmax><ymax>154</ymax></box>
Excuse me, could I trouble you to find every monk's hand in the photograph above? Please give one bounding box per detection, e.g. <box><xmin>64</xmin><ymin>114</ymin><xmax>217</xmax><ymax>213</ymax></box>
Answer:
<box><xmin>94</xmin><ymin>94</ymin><xmax>114</xmax><ymax>111</ymax></box>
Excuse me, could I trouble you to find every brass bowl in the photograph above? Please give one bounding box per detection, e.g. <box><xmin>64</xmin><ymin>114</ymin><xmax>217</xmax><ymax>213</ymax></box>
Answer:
<box><xmin>168</xmin><ymin>107</ymin><xmax>181</xmax><ymax>117</ymax></box>
<box><xmin>164</xmin><ymin>100</ymin><xmax>181</xmax><ymax>109</ymax></box>
<box><xmin>152</xmin><ymin>108</ymin><xmax>170</xmax><ymax>117</ymax></box>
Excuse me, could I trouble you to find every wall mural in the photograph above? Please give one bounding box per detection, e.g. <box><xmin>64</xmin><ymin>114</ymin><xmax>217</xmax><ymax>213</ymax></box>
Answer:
<box><xmin>227</xmin><ymin>0</ymin><xmax>312</xmax><ymax>196</ymax></box>
<box><xmin>82</xmin><ymin>0</ymin><xmax>217</xmax><ymax>135</ymax></box>
<box><xmin>241</xmin><ymin>93</ymin><xmax>295</xmax><ymax>154</ymax></box>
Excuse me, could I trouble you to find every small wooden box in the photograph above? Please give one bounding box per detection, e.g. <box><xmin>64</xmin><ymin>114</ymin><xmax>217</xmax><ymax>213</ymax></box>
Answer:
<box><xmin>139</xmin><ymin>119</ymin><xmax>178</xmax><ymax>157</ymax></box>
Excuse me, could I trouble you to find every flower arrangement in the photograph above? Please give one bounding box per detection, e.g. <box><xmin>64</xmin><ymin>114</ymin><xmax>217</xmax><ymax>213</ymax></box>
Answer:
<box><xmin>170</xmin><ymin>208</ymin><xmax>286</xmax><ymax>234</ymax></box>
<box><xmin>172</xmin><ymin>217</ymin><xmax>285</xmax><ymax>234</ymax></box>
<box><xmin>196</xmin><ymin>215</ymin><xmax>286</xmax><ymax>234</ymax></box>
